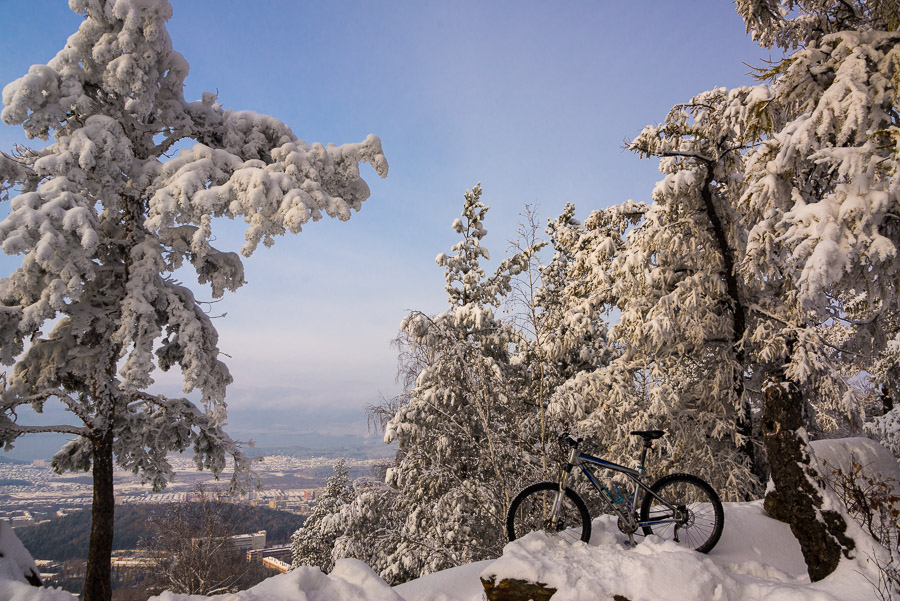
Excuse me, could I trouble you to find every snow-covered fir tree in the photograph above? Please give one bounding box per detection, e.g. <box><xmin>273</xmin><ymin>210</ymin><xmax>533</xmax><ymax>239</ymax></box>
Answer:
<box><xmin>0</xmin><ymin>2</ymin><xmax>386</xmax><ymax>600</ymax></box>
<box><xmin>373</xmin><ymin>184</ymin><xmax>531</xmax><ymax>578</ymax></box>
<box><xmin>291</xmin><ymin>459</ymin><xmax>356</xmax><ymax>573</ymax></box>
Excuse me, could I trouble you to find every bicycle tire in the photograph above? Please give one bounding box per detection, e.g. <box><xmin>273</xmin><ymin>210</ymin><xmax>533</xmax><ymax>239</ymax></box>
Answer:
<box><xmin>506</xmin><ymin>481</ymin><xmax>591</xmax><ymax>544</ymax></box>
<box><xmin>639</xmin><ymin>473</ymin><xmax>724</xmax><ymax>553</ymax></box>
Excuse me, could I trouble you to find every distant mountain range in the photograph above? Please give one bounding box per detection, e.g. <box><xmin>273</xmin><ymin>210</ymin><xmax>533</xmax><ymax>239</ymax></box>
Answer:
<box><xmin>1</xmin><ymin>432</ymin><xmax>396</xmax><ymax>463</ymax></box>
<box><xmin>245</xmin><ymin>440</ymin><xmax>396</xmax><ymax>461</ymax></box>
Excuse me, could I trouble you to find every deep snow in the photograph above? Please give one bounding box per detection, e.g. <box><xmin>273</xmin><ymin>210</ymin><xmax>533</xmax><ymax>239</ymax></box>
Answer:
<box><xmin>1</xmin><ymin>500</ymin><xmax>888</xmax><ymax>601</ymax></box>
<box><xmin>2</xmin><ymin>437</ymin><xmax>897</xmax><ymax>601</ymax></box>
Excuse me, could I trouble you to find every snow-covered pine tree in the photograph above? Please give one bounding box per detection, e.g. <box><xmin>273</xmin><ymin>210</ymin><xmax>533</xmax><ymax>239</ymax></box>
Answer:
<box><xmin>377</xmin><ymin>184</ymin><xmax>531</xmax><ymax>577</ymax></box>
<box><xmin>325</xmin><ymin>185</ymin><xmax>538</xmax><ymax>583</ymax></box>
<box><xmin>291</xmin><ymin>459</ymin><xmax>356</xmax><ymax>573</ymax></box>
<box><xmin>601</xmin><ymin>0</ymin><xmax>897</xmax><ymax>580</ymax></box>
<box><xmin>0</xmin><ymin>2</ymin><xmax>386</xmax><ymax>600</ymax></box>
<box><xmin>735</xmin><ymin>0</ymin><xmax>900</xmax><ymax>580</ymax></box>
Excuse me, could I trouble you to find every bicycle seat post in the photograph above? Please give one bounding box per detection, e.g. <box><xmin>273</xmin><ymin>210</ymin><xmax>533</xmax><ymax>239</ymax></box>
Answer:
<box><xmin>630</xmin><ymin>430</ymin><xmax>665</xmax><ymax>471</ymax></box>
<box><xmin>638</xmin><ymin>438</ymin><xmax>651</xmax><ymax>471</ymax></box>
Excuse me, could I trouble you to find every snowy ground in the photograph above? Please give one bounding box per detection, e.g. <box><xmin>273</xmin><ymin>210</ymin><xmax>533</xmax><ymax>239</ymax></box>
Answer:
<box><xmin>398</xmin><ymin>500</ymin><xmax>887</xmax><ymax>601</ymax></box>
<box><xmin>3</xmin><ymin>437</ymin><xmax>895</xmax><ymax>601</ymax></box>
<box><xmin>2</xmin><ymin>501</ymin><xmax>888</xmax><ymax>601</ymax></box>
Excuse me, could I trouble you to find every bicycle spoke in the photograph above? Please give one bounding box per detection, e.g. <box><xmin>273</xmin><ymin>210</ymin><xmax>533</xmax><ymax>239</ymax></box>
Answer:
<box><xmin>639</xmin><ymin>474</ymin><xmax>724</xmax><ymax>553</ymax></box>
<box><xmin>507</xmin><ymin>482</ymin><xmax>591</xmax><ymax>544</ymax></box>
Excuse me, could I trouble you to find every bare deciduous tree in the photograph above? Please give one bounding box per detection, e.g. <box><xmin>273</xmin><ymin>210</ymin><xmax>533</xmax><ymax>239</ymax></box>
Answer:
<box><xmin>142</xmin><ymin>491</ymin><xmax>268</xmax><ymax>596</ymax></box>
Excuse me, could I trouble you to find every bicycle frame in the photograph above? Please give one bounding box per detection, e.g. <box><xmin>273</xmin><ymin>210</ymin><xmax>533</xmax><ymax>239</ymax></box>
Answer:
<box><xmin>551</xmin><ymin>441</ymin><xmax>686</xmax><ymax>545</ymax></box>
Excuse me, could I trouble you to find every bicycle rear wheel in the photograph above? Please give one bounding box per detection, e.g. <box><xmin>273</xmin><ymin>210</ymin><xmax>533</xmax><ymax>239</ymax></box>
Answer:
<box><xmin>506</xmin><ymin>482</ymin><xmax>591</xmax><ymax>544</ymax></box>
<box><xmin>639</xmin><ymin>473</ymin><xmax>723</xmax><ymax>553</ymax></box>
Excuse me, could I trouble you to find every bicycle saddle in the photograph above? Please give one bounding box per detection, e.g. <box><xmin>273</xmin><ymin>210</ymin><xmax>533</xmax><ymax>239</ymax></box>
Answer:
<box><xmin>630</xmin><ymin>430</ymin><xmax>665</xmax><ymax>440</ymax></box>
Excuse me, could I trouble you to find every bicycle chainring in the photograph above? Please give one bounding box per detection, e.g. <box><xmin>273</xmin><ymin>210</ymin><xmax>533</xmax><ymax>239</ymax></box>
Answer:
<box><xmin>617</xmin><ymin>516</ymin><xmax>637</xmax><ymax>534</ymax></box>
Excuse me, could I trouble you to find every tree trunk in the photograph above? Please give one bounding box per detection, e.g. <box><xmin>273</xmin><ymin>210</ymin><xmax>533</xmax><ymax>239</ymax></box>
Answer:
<box><xmin>83</xmin><ymin>432</ymin><xmax>115</xmax><ymax>601</ymax></box>
<box><xmin>761</xmin><ymin>377</ymin><xmax>855</xmax><ymax>581</ymax></box>
<box><xmin>699</xmin><ymin>167</ymin><xmax>758</xmax><ymax>487</ymax></box>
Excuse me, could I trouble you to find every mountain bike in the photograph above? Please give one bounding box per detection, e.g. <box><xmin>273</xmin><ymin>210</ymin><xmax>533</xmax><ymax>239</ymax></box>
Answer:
<box><xmin>506</xmin><ymin>430</ymin><xmax>724</xmax><ymax>553</ymax></box>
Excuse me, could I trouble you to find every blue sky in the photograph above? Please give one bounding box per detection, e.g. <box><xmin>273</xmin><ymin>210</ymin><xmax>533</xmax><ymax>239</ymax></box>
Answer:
<box><xmin>0</xmin><ymin>0</ymin><xmax>779</xmax><ymax>457</ymax></box>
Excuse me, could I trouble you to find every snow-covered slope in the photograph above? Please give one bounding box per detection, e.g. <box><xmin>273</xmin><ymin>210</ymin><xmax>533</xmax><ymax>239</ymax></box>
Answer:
<box><xmin>480</xmin><ymin>501</ymin><xmax>877</xmax><ymax>601</ymax></box>
<box><xmin>0</xmin><ymin>501</ymin><xmax>889</xmax><ymax>601</ymax></box>
<box><xmin>3</xmin><ymin>437</ymin><xmax>896</xmax><ymax>601</ymax></box>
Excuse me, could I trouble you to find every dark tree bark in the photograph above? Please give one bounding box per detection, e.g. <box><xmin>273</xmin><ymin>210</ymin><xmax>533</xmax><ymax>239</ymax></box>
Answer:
<box><xmin>761</xmin><ymin>377</ymin><xmax>855</xmax><ymax>581</ymax></box>
<box><xmin>83</xmin><ymin>431</ymin><xmax>115</xmax><ymax>601</ymax></box>
<box><xmin>699</xmin><ymin>167</ymin><xmax>758</xmax><ymax>485</ymax></box>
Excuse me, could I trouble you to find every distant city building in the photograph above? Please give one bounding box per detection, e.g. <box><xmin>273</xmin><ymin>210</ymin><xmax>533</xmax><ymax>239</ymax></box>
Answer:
<box><xmin>229</xmin><ymin>530</ymin><xmax>266</xmax><ymax>551</ymax></box>
<box><xmin>10</xmin><ymin>512</ymin><xmax>34</xmax><ymax>528</ymax></box>
<box><xmin>246</xmin><ymin>546</ymin><xmax>291</xmax><ymax>563</ymax></box>
<box><xmin>110</xmin><ymin>557</ymin><xmax>154</xmax><ymax>568</ymax></box>
<box><xmin>262</xmin><ymin>557</ymin><xmax>291</xmax><ymax>573</ymax></box>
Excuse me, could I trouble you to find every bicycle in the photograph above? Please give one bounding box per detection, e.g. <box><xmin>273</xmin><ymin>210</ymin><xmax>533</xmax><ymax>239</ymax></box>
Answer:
<box><xmin>506</xmin><ymin>430</ymin><xmax>724</xmax><ymax>553</ymax></box>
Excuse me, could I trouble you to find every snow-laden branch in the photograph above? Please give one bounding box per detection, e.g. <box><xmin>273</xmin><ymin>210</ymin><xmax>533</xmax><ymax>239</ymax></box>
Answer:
<box><xmin>3</xmin><ymin>423</ymin><xmax>88</xmax><ymax>436</ymax></box>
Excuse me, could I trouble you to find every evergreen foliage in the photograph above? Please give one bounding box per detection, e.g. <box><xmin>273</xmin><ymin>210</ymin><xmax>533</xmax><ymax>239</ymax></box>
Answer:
<box><xmin>290</xmin><ymin>459</ymin><xmax>355</xmax><ymax>573</ymax></box>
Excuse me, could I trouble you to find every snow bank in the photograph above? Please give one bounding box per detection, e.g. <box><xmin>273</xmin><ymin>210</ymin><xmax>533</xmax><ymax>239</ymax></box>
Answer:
<box><xmin>149</xmin><ymin>559</ymin><xmax>402</xmax><ymax>601</ymax></box>
<box><xmin>481</xmin><ymin>501</ymin><xmax>879</xmax><ymax>601</ymax></box>
<box><xmin>393</xmin><ymin>561</ymin><xmax>493</xmax><ymax>601</ymax></box>
<box><xmin>0</xmin><ymin>522</ymin><xmax>75</xmax><ymax>601</ymax></box>
<box><xmin>810</xmin><ymin>436</ymin><xmax>900</xmax><ymax>491</ymax></box>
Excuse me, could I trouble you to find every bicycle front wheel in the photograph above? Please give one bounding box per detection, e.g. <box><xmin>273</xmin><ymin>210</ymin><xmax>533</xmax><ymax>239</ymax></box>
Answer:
<box><xmin>507</xmin><ymin>482</ymin><xmax>591</xmax><ymax>544</ymax></box>
<box><xmin>639</xmin><ymin>473</ymin><xmax>723</xmax><ymax>553</ymax></box>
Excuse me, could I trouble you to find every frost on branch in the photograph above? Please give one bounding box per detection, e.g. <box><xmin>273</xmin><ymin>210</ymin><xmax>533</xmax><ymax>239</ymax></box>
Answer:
<box><xmin>735</xmin><ymin>0</ymin><xmax>900</xmax><ymax>51</ymax></box>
